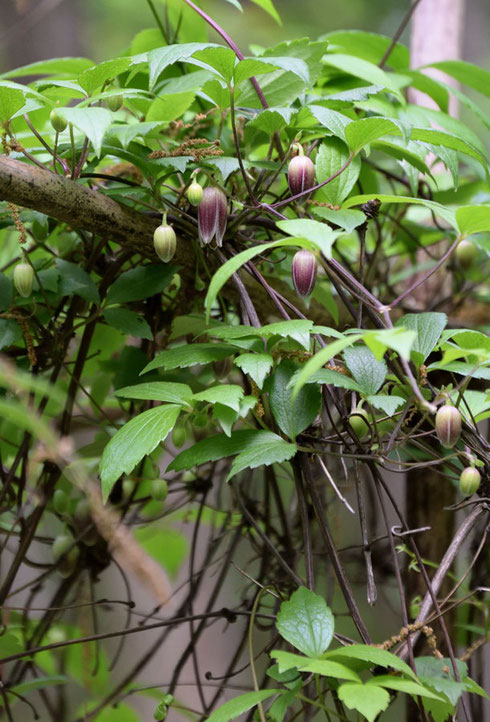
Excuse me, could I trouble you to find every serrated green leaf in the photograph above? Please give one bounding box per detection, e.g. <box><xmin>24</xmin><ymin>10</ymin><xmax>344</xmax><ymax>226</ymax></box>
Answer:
<box><xmin>343</xmin><ymin>346</ymin><xmax>387</xmax><ymax>395</ymax></box>
<box><xmin>106</xmin><ymin>264</ymin><xmax>175</xmax><ymax>305</ymax></box>
<box><xmin>345</xmin><ymin>117</ymin><xmax>402</xmax><ymax>153</ymax></box>
<box><xmin>193</xmin><ymin>384</ymin><xmax>244</xmax><ymax>411</ymax></box>
<box><xmin>227</xmin><ymin>433</ymin><xmax>296</xmax><ymax>480</ymax></box>
<box><xmin>103</xmin><ymin>308</ymin><xmax>152</xmax><ymax>340</ymax></box>
<box><xmin>410</xmin><ymin>128</ymin><xmax>488</xmax><ymax>170</ymax></box>
<box><xmin>325</xmin><ymin>644</ymin><xmax>418</xmax><ymax>680</ymax></box>
<box><xmin>234</xmin><ymin>353</ymin><xmax>273</xmax><ymax>388</ymax></box>
<box><xmin>311</xmin><ymin>206</ymin><xmax>365</xmax><ymax>233</ymax></box>
<box><xmin>207</xmin><ymin>689</ymin><xmax>283</xmax><ymax>722</ymax></box>
<box><xmin>0</xmin><ymin>57</ymin><xmax>93</xmax><ymax>79</ymax></box>
<box><xmin>270</xmin><ymin>650</ymin><xmax>360</xmax><ymax>681</ymax></box>
<box><xmin>0</xmin><ymin>319</ymin><xmax>23</xmax><ymax>350</ymax></box>
<box><xmin>366</xmin><ymin>395</ymin><xmax>405</xmax><ymax>416</ymax></box>
<box><xmin>115</xmin><ymin>382</ymin><xmax>193</xmax><ymax>405</ymax></box>
<box><xmin>342</xmin><ymin>194</ymin><xmax>457</xmax><ymax>229</ymax></box>
<box><xmin>193</xmin><ymin>46</ymin><xmax>236</xmax><ymax>82</ymax></box>
<box><xmin>276</xmin><ymin>219</ymin><xmax>340</xmax><ymax>258</ymax></box>
<box><xmin>100</xmin><ymin>404</ymin><xmax>181</xmax><ymax>501</ymax></box>
<box><xmin>293</xmin><ymin>367</ymin><xmax>362</xmax><ymax>392</ymax></box>
<box><xmin>267</xmin><ymin>360</ymin><xmax>321</xmax><ymax>440</ymax></box>
<box><xmin>368</xmin><ymin>675</ymin><xmax>446</xmax><ymax>701</ymax></box>
<box><xmin>338</xmin><ymin>682</ymin><xmax>390</xmax><ymax>722</ymax></box>
<box><xmin>276</xmin><ymin>587</ymin><xmax>334</xmax><ymax>657</ymax></box>
<box><xmin>142</xmin><ymin>343</ymin><xmax>236</xmax><ymax>374</ymax></box>
<box><xmin>292</xmin><ymin>335</ymin><xmax>362</xmax><ymax>401</ymax></box>
<box><xmin>308</xmin><ymin>105</ymin><xmax>352</xmax><ymax>141</ymax></box>
<box><xmin>146</xmin><ymin>91</ymin><xmax>196</xmax><ymax>122</ymax></box>
<box><xmin>456</xmin><ymin>205</ymin><xmax>490</xmax><ymax>236</ymax></box>
<box><xmin>250</xmin><ymin>0</ymin><xmax>282</xmax><ymax>24</ymax></box>
<box><xmin>395</xmin><ymin>312</ymin><xmax>447</xmax><ymax>366</ymax></box>
<box><xmin>315</xmin><ymin>138</ymin><xmax>361</xmax><ymax>206</ymax></box>
<box><xmin>363</xmin><ymin>328</ymin><xmax>416</xmax><ymax>361</ymax></box>
<box><xmin>0</xmin><ymin>86</ymin><xmax>25</xmax><ymax>125</ymax></box>
<box><xmin>78</xmin><ymin>57</ymin><xmax>131</xmax><ymax>95</ymax></box>
<box><xmin>56</xmin><ymin>259</ymin><xmax>100</xmax><ymax>303</ymax></box>
<box><xmin>58</xmin><ymin>106</ymin><xmax>113</xmax><ymax>156</ymax></box>
<box><xmin>146</xmin><ymin>43</ymin><xmax>217</xmax><ymax>90</ymax></box>
<box><xmin>425</xmin><ymin>60</ymin><xmax>490</xmax><ymax>98</ymax></box>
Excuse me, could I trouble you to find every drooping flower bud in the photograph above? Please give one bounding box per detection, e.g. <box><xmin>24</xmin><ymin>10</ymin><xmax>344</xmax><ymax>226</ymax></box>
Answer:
<box><xmin>151</xmin><ymin>478</ymin><xmax>168</xmax><ymax>502</ymax></box>
<box><xmin>287</xmin><ymin>145</ymin><xmax>315</xmax><ymax>197</ymax></box>
<box><xmin>107</xmin><ymin>94</ymin><xmax>123</xmax><ymax>112</ymax></box>
<box><xmin>459</xmin><ymin>467</ymin><xmax>481</xmax><ymax>495</ymax></box>
<box><xmin>292</xmin><ymin>249</ymin><xmax>317</xmax><ymax>298</ymax></box>
<box><xmin>13</xmin><ymin>262</ymin><xmax>34</xmax><ymax>298</ymax></box>
<box><xmin>349</xmin><ymin>408</ymin><xmax>370</xmax><ymax>440</ymax></box>
<box><xmin>435</xmin><ymin>404</ymin><xmax>461</xmax><ymax>448</ymax></box>
<box><xmin>187</xmin><ymin>181</ymin><xmax>203</xmax><ymax>207</ymax></box>
<box><xmin>198</xmin><ymin>186</ymin><xmax>227</xmax><ymax>246</ymax></box>
<box><xmin>50</xmin><ymin>109</ymin><xmax>67</xmax><ymax>133</ymax></box>
<box><xmin>455</xmin><ymin>240</ymin><xmax>477</xmax><ymax>270</ymax></box>
<box><xmin>153</xmin><ymin>224</ymin><xmax>177</xmax><ymax>262</ymax></box>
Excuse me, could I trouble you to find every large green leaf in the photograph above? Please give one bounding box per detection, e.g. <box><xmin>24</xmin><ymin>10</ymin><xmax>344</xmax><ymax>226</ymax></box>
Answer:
<box><xmin>267</xmin><ymin>360</ymin><xmax>321</xmax><ymax>440</ymax></box>
<box><xmin>325</xmin><ymin>644</ymin><xmax>417</xmax><ymax>680</ymax></box>
<box><xmin>227</xmin><ymin>433</ymin><xmax>296</xmax><ymax>480</ymax></box>
<box><xmin>275</xmin><ymin>219</ymin><xmax>340</xmax><ymax>258</ymax></box>
<box><xmin>345</xmin><ymin>117</ymin><xmax>402</xmax><ymax>153</ymax></box>
<box><xmin>276</xmin><ymin>587</ymin><xmax>335</xmax><ymax>657</ymax></box>
<box><xmin>192</xmin><ymin>384</ymin><xmax>244</xmax><ymax>411</ymax></box>
<box><xmin>115</xmin><ymin>382</ymin><xmax>193</xmax><ymax>405</ymax></box>
<box><xmin>103</xmin><ymin>308</ymin><xmax>152</xmax><ymax>340</ymax></box>
<box><xmin>168</xmin><ymin>429</ymin><xmax>262</xmax><ymax>472</ymax></box>
<box><xmin>424</xmin><ymin>60</ymin><xmax>490</xmax><ymax>98</ymax></box>
<box><xmin>395</xmin><ymin>312</ymin><xmax>447</xmax><ymax>366</ymax></box>
<box><xmin>234</xmin><ymin>353</ymin><xmax>273</xmax><ymax>388</ymax></box>
<box><xmin>410</xmin><ymin>128</ymin><xmax>488</xmax><ymax>170</ymax></box>
<box><xmin>368</xmin><ymin>676</ymin><xmax>446</xmax><ymax>701</ymax></box>
<box><xmin>291</xmin><ymin>335</ymin><xmax>362</xmax><ymax>401</ymax></box>
<box><xmin>142</xmin><ymin>343</ymin><xmax>237</xmax><ymax>374</ymax></box>
<box><xmin>315</xmin><ymin>138</ymin><xmax>361</xmax><ymax>206</ymax></box>
<box><xmin>338</xmin><ymin>682</ymin><xmax>390</xmax><ymax>722</ymax></box>
<box><xmin>146</xmin><ymin>43</ymin><xmax>217</xmax><ymax>90</ymax></box>
<box><xmin>99</xmin><ymin>404</ymin><xmax>181</xmax><ymax>501</ymax></box>
<box><xmin>106</xmin><ymin>264</ymin><xmax>175</xmax><ymax>305</ymax></box>
<box><xmin>456</xmin><ymin>205</ymin><xmax>490</xmax><ymax>236</ymax></box>
<box><xmin>270</xmin><ymin>650</ymin><xmax>360</xmax><ymax>681</ymax></box>
<box><xmin>78</xmin><ymin>58</ymin><xmax>131</xmax><ymax>95</ymax></box>
<box><xmin>343</xmin><ymin>346</ymin><xmax>387</xmax><ymax>395</ymax></box>
<box><xmin>58</xmin><ymin>106</ymin><xmax>113</xmax><ymax>156</ymax></box>
<box><xmin>207</xmin><ymin>690</ymin><xmax>283</xmax><ymax>722</ymax></box>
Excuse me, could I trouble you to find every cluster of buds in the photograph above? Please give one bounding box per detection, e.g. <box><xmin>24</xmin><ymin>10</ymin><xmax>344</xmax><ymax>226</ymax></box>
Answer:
<box><xmin>292</xmin><ymin>249</ymin><xmax>317</xmax><ymax>298</ymax></box>
<box><xmin>153</xmin><ymin>214</ymin><xmax>177</xmax><ymax>262</ymax></box>
<box><xmin>198</xmin><ymin>186</ymin><xmax>227</xmax><ymax>246</ymax></box>
<box><xmin>287</xmin><ymin>143</ymin><xmax>316</xmax><ymax>197</ymax></box>
<box><xmin>435</xmin><ymin>403</ymin><xmax>462</xmax><ymax>448</ymax></box>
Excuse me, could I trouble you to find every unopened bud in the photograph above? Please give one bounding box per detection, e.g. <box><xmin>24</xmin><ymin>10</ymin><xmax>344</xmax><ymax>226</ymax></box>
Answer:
<box><xmin>14</xmin><ymin>262</ymin><xmax>34</xmax><ymax>298</ymax></box>
<box><xmin>287</xmin><ymin>150</ymin><xmax>315</xmax><ymax>197</ymax></box>
<box><xmin>455</xmin><ymin>240</ymin><xmax>477</xmax><ymax>270</ymax></box>
<box><xmin>349</xmin><ymin>408</ymin><xmax>369</xmax><ymax>440</ymax></box>
<box><xmin>198</xmin><ymin>187</ymin><xmax>227</xmax><ymax>246</ymax></box>
<box><xmin>459</xmin><ymin>467</ymin><xmax>481</xmax><ymax>495</ymax></box>
<box><xmin>292</xmin><ymin>249</ymin><xmax>317</xmax><ymax>298</ymax></box>
<box><xmin>52</xmin><ymin>534</ymin><xmax>79</xmax><ymax>578</ymax></box>
<box><xmin>172</xmin><ymin>425</ymin><xmax>187</xmax><ymax>448</ymax></box>
<box><xmin>153</xmin><ymin>224</ymin><xmax>177</xmax><ymax>262</ymax></box>
<box><xmin>151</xmin><ymin>478</ymin><xmax>168</xmax><ymax>502</ymax></box>
<box><xmin>187</xmin><ymin>181</ymin><xmax>203</xmax><ymax>206</ymax></box>
<box><xmin>107</xmin><ymin>94</ymin><xmax>123</xmax><ymax>112</ymax></box>
<box><xmin>50</xmin><ymin>109</ymin><xmax>67</xmax><ymax>133</ymax></box>
<box><xmin>53</xmin><ymin>489</ymin><xmax>68</xmax><ymax>515</ymax></box>
<box><xmin>435</xmin><ymin>404</ymin><xmax>461</xmax><ymax>448</ymax></box>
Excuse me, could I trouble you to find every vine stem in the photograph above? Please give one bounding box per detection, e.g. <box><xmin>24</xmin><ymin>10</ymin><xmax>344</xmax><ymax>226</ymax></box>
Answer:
<box><xmin>248</xmin><ymin>587</ymin><xmax>271</xmax><ymax>722</ymax></box>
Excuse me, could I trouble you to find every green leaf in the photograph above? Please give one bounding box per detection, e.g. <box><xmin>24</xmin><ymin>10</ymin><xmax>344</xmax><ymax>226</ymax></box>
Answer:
<box><xmin>134</xmin><ymin>525</ymin><xmax>187</xmax><ymax>579</ymax></box>
<box><xmin>146</xmin><ymin>43</ymin><xmax>216</xmax><ymax>90</ymax></box>
<box><xmin>146</xmin><ymin>91</ymin><xmax>196</xmax><ymax>122</ymax></box>
<box><xmin>0</xmin><ymin>274</ymin><xmax>13</xmax><ymax>312</ymax></box>
<box><xmin>345</xmin><ymin>117</ymin><xmax>402</xmax><ymax>153</ymax></box>
<box><xmin>0</xmin><ymin>57</ymin><xmax>93</xmax><ymax>79</ymax></box>
<box><xmin>142</xmin><ymin>343</ymin><xmax>236</xmax><ymax>374</ymax></box>
<box><xmin>366</xmin><ymin>395</ymin><xmax>405</xmax><ymax>416</ymax></box>
<box><xmin>395</xmin><ymin>312</ymin><xmax>447</xmax><ymax>366</ymax></box>
<box><xmin>235</xmin><ymin>56</ymin><xmax>309</xmax><ymax>86</ymax></box>
<box><xmin>103</xmin><ymin>308</ymin><xmax>152</xmax><ymax>340</ymax></box>
<box><xmin>291</xmin><ymin>335</ymin><xmax>362</xmax><ymax>401</ymax></box>
<box><xmin>323</xmin><ymin>30</ymin><xmax>409</xmax><ymax>70</ymax></box>
<box><xmin>368</xmin><ymin>675</ymin><xmax>445</xmax><ymax>701</ymax></box>
<box><xmin>424</xmin><ymin>60</ymin><xmax>490</xmax><ymax>98</ymax></box>
<box><xmin>193</xmin><ymin>46</ymin><xmax>236</xmax><ymax>83</ymax></box>
<box><xmin>224</xmin><ymin>0</ymin><xmax>243</xmax><ymax>10</ymax></box>
<box><xmin>276</xmin><ymin>219</ymin><xmax>340</xmax><ymax>258</ymax></box>
<box><xmin>308</xmin><ymin>105</ymin><xmax>353</xmax><ymax>141</ymax></box>
<box><xmin>0</xmin><ymin>319</ymin><xmax>23</xmax><ymax>350</ymax></box>
<box><xmin>315</xmin><ymin>138</ymin><xmax>361</xmax><ymax>206</ymax></box>
<box><xmin>106</xmin><ymin>264</ymin><xmax>175</xmax><ymax>305</ymax></box>
<box><xmin>107</xmin><ymin>121</ymin><xmax>163</xmax><ymax>149</ymax></box>
<box><xmin>210</xmin><ymin>320</ymin><xmax>314</xmax><ymax>351</ymax></box>
<box><xmin>91</xmin><ymin>703</ymin><xmax>140</xmax><ymax>722</ymax></box>
<box><xmin>168</xmin><ymin>429</ymin><xmax>264</xmax><ymax>472</ymax></box>
<box><xmin>212</xmin><ymin>403</ymin><xmax>239</xmax><ymax>436</ymax></box>
<box><xmin>207</xmin><ymin>689</ymin><xmax>283</xmax><ymax>722</ymax></box>
<box><xmin>363</xmin><ymin>328</ymin><xmax>416</xmax><ymax>361</ymax></box>
<box><xmin>0</xmin><ymin>86</ymin><xmax>25</xmax><ymax>125</ymax></box>
<box><xmin>56</xmin><ymin>259</ymin><xmax>100</xmax><ymax>303</ymax></box>
<box><xmin>323</xmin><ymin>54</ymin><xmax>402</xmax><ymax>98</ymax></box>
<box><xmin>0</xmin><ymin>631</ymin><xmax>22</xmax><ymax>659</ymax></box>
<box><xmin>343</xmin><ymin>194</ymin><xmax>457</xmax><ymax>229</ymax></box>
<box><xmin>58</xmin><ymin>106</ymin><xmax>113</xmax><ymax>157</ymax></box>
<box><xmin>343</xmin><ymin>346</ymin><xmax>387</xmax><ymax>395</ymax></box>
<box><xmin>227</xmin><ymin>433</ymin><xmax>296</xmax><ymax>480</ymax></box>
<box><xmin>338</xmin><ymin>682</ymin><xmax>390</xmax><ymax>722</ymax></box>
<box><xmin>410</xmin><ymin>128</ymin><xmax>488</xmax><ymax>170</ymax></box>
<box><xmin>276</xmin><ymin>586</ymin><xmax>335</xmax><ymax>657</ymax></box>
<box><xmin>311</xmin><ymin>206</ymin><xmax>366</xmax><ymax>233</ymax></box>
<box><xmin>250</xmin><ymin>0</ymin><xmax>282</xmax><ymax>25</ymax></box>
<box><xmin>234</xmin><ymin>353</ymin><xmax>273</xmax><ymax>388</ymax></box>
<box><xmin>192</xmin><ymin>384</ymin><xmax>244</xmax><ymax>411</ymax></box>
<box><xmin>78</xmin><ymin>57</ymin><xmax>131</xmax><ymax>95</ymax></box>
<box><xmin>325</xmin><ymin>644</ymin><xmax>418</xmax><ymax>681</ymax></box>
<box><xmin>270</xmin><ymin>650</ymin><xmax>360</xmax><ymax>681</ymax></box>
<box><xmin>427</xmin><ymin>361</ymin><xmax>490</xmax><ymax>380</ymax></box>
<box><xmin>115</xmin><ymin>382</ymin><xmax>193</xmax><ymax>405</ymax></box>
<box><xmin>456</xmin><ymin>205</ymin><xmax>490</xmax><ymax>236</ymax></box>
<box><xmin>9</xmin><ymin>675</ymin><xmax>69</xmax><ymax>696</ymax></box>
<box><xmin>267</xmin><ymin>360</ymin><xmax>321</xmax><ymax>440</ymax></box>
<box><xmin>295</xmin><ymin>367</ymin><xmax>362</xmax><ymax>392</ymax></box>
<box><xmin>99</xmin><ymin>404</ymin><xmax>181</xmax><ymax>501</ymax></box>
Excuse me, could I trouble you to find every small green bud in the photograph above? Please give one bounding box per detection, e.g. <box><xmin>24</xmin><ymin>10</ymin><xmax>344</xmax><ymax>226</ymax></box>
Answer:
<box><xmin>187</xmin><ymin>181</ymin><xmax>203</xmax><ymax>206</ymax></box>
<box><xmin>459</xmin><ymin>467</ymin><xmax>481</xmax><ymax>496</ymax></box>
<box><xmin>122</xmin><ymin>479</ymin><xmax>135</xmax><ymax>500</ymax></box>
<box><xmin>13</xmin><ymin>262</ymin><xmax>34</xmax><ymax>298</ymax></box>
<box><xmin>52</xmin><ymin>534</ymin><xmax>79</xmax><ymax>578</ymax></box>
<box><xmin>107</xmin><ymin>94</ymin><xmax>123</xmax><ymax>112</ymax></box>
<box><xmin>154</xmin><ymin>702</ymin><xmax>168</xmax><ymax>721</ymax></box>
<box><xmin>150</xmin><ymin>478</ymin><xmax>168</xmax><ymax>502</ymax></box>
<box><xmin>172</xmin><ymin>425</ymin><xmax>187</xmax><ymax>448</ymax></box>
<box><xmin>349</xmin><ymin>409</ymin><xmax>369</xmax><ymax>440</ymax></box>
<box><xmin>455</xmin><ymin>240</ymin><xmax>477</xmax><ymax>270</ymax></box>
<box><xmin>153</xmin><ymin>224</ymin><xmax>177</xmax><ymax>263</ymax></box>
<box><xmin>409</xmin><ymin>595</ymin><xmax>422</xmax><ymax>620</ymax></box>
<box><xmin>435</xmin><ymin>404</ymin><xmax>461</xmax><ymax>448</ymax></box>
<box><xmin>53</xmin><ymin>489</ymin><xmax>68</xmax><ymax>515</ymax></box>
<box><xmin>50</xmin><ymin>109</ymin><xmax>67</xmax><ymax>133</ymax></box>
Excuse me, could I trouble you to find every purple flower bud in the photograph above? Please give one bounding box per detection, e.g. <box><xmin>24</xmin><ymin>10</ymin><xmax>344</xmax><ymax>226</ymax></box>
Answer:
<box><xmin>198</xmin><ymin>187</ymin><xmax>227</xmax><ymax>246</ymax></box>
<box><xmin>435</xmin><ymin>404</ymin><xmax>461</xmax><ymax>448</ymax></box>
<box><xmin>459</xmin><ymin>467</ymin><xmax>481</xmax><ymax>496</ymax></box>
<box><xmin>292</xmin><ymin>249</ymin><xmax>317</xmax><ymax>298</ymax></box>
<box><xmin>287</xmin><ymin>154</ymin><xmax>316</xmax><ymax>197</ymax></box>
